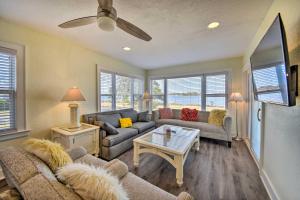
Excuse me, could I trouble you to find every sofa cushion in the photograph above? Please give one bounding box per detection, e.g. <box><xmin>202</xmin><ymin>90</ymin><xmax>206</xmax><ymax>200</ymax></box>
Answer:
<box><xmin>156</xmin><ymin>119</ymin><xmax>225</xmax><ymax>134</ymax></box>
<box><xmin>102</xmin><ymin>128</ymin><xmax>138</xmax><ymax>147</ymax></box>
<box><xmin>132</xmin><ymin>121</ymin><xmax>155</xmax><ymax>133</ymax></box>
<box><xmin>97</xmin><ymin>113</ymin><xmax>121</xmax><ymax>128</ymax></box>
<box><xmin>95</xmin><ymin>121</ymin><xmax>119</xmax><ymax>135</ymax></box>
<box><xmin>121</xmin><ymin>173</ymin><xmax>176</xmax><ymax>200</ymax></box>
<box><xmin>137</xmin><ymin>111</ymin><xmax>150</xmax><ymax>122</ymax></box>
<box><xmin>159</xmin><ymin>108</ymin><xmax>173</xmax><ymax>119</ymax></box>
<box><xmin>172</xmin><ymin>109</ymin><xmax>182</xmax><ymax>119</ymax></box>
<box><xmin>120</xmin><ymin>110</ymin><xmax>138</xmax><ymax>123</ymax></box>
<box><xmin>198</xmin><ymin>111</ymin><xmax>210</xmax><ymax>123</ymax></box>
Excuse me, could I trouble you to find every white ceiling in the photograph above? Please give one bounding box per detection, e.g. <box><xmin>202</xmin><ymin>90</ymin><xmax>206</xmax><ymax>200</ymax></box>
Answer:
<box><xmin>0</xmin><ymin>0</ymin><xmax>273</xmax><ymax>69</ymax></box>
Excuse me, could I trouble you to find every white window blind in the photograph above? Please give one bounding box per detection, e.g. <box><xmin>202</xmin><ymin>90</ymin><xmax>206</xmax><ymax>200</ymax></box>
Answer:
<box><xmin>0</xmin><ymin>49</ymin><xmax>16</xmax><ymax>133</ymax></box>
<box><xmin>151</xmin><ymin>79</ymin><xmax>165</xmax><ymax>110</ymax></box>
<box><xmin>116</xmin><ymin>75</ymin><xmax>132</xmax><ymax>110</ymax></box>
<box><xmin>99</xmin><ymin>70</ymin><xmax>145</xmax><ymax>112</ymax></box>
<box><xmin>167</xmin><ymin>76</ymin><xmax>202</xmax><ymax>109</ymax></box>
<box><xmin>100</xmin><ymin>72</ymin><xmax>113</xmax><ymax>111</ymax></box>
<box><xmin>205</xmin><ymin>74</ymin><xmax>227</xmax><ymax>111</ymax></box>
<box><xmin>150</xmin><ymin>72</ymin><xmax>228</xmax><ymax>111</ymax></box>
<box><xmin>133</xmin><ymin>78</ymin><xmax>143</xmax><ymax>111</ymax></box>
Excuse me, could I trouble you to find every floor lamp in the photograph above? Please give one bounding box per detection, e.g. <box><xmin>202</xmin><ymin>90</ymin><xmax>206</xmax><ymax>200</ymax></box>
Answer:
<box><xmin>143</xmin><ymin>91</ymin><xmax>152</xmax><ymax>112</ymax></box>
<box><xmin>230</xmin><ymin>92</ymin><xmax>243</xmax><ymax>141</ymax></box>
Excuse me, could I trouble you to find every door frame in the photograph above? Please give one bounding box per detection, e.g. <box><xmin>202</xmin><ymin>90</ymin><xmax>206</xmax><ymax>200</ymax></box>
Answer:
<box><xmin>246</xmin><ymin>68</ymin><xmax>265</xmax><ymax>171</ymax></box>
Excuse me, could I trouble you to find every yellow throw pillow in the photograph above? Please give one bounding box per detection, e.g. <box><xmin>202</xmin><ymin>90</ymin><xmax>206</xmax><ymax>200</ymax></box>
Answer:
<box><xmin>208</xmin><ymin>109</ymin><xmax>226</xmax><ymax>127</ymax></box>
<box><xmin>23</xmin><ymin>138</ymin><xmax>72</xmax><ymax>171</ymax></box>
<box><xmin>119</xmin><ymin>118</ymin><xmax>132</xmax><ymax>128</ymax></box>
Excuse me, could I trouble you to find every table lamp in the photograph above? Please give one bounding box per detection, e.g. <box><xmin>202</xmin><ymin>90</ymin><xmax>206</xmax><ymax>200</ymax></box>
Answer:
<box><xmin>61</xmin><ymin>87</ymin><xmax>86</xmax><ymax>128</ymax></box>
<box><xmin>229</xmin><ymin>92</ymin><xmax>243</xmax><ymax>141</ymax></box>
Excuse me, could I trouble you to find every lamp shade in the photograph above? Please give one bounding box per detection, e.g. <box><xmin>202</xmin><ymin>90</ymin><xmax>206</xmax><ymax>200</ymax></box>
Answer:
<box><xmin>143</xmin><ymin>91</ymin><xmax>152</xmax><ymax>100</ymax></box>
<box><xmin>61</xmin><ymin>87</ymin><xmax>86</xmax><ymax>102</ymax></box>
<box><xmin>229</xmin><ymin>92</ymin><xmax>243</xmax><ymax>102</ymax></box>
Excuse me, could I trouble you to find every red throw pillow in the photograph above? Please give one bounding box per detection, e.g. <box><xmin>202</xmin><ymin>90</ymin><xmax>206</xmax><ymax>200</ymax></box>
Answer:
<box><xmin>181</xmin><ymin>108</ymin><xmax>199</xmax><ymax>121</ymax></box>
<box><xmin>159</xmin><ymin>108</ymin><xmax>173</xmax><ymax>119</ymax></box>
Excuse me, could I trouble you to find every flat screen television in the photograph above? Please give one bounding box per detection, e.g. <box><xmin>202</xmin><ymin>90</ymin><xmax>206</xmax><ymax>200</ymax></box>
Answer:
<box><xmin>250</xmin><ymin>13</ymin><xmax>298</xmax><ymax>106</ymax></box>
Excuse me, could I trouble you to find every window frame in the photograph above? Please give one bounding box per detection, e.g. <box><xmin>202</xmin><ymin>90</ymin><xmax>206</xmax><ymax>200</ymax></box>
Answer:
<box><xmin>97</xmin><ymin>67</ymin><xmax>144</xmax><ymax>112</ymax></box>
<box><xmin>0</xmin><ymin>41</ymin><xmax>28</xmax><ymax>141</ymax></box>
<box><xmin>149</xmin><ymin>71</ymin><xmax>229</xmax><ymax>111</ymax></box>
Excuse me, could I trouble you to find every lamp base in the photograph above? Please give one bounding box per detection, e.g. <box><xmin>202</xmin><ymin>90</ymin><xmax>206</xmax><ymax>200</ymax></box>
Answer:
<box><xmin>232</xmin><ymin>136</ymin><xmax>243</xmax><ymax>141</ymax></box>
<box><xmin>69</xmin><ymin>103</ymin><xmax>81</xmax><ymax>129</ymax></box>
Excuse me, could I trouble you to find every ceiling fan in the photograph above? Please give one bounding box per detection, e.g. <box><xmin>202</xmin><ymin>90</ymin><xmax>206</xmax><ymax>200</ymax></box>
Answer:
<box><xmin>58</xmin><ymin>0</ymin><xmax>152</xmax><ymax>41</ymax></box>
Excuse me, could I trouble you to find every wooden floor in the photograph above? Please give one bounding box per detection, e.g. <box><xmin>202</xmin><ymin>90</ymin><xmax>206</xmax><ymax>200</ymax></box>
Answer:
<box><xmin>118</xmin><ymin>139</ymin><xmax>269</xmax><ymax>200</ymax></box>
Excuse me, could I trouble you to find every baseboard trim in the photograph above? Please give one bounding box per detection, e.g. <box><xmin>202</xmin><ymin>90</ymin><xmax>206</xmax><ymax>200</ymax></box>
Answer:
<box><xmin>244</xmin><ymin>138</ymin><xmax>280</xmax><ymax>200</ymax></box>
<box><xmin>260</xmin><ymin>169</ymin><xmax>280</xmax><ymax>200</ymax></box>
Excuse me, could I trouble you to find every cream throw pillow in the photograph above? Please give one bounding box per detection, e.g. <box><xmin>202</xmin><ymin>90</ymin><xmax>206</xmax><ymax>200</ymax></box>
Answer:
<box><xmin>56</xmin><ymin>163</ymin><xmax>128</xmax><ymax>200</ymax></box>
<box><xmin>23</xmin><ymin>138</ymin><xmax>73</xmax><ymax>171</ymax></box>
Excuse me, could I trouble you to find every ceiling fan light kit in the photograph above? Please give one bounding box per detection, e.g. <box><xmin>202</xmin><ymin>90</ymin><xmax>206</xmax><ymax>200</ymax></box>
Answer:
<box><xmin>59</xmin><ymin>0</ymin><xmax>152</xmax><ymax>41</ymax></box>
<box><xmin>98</xmin><ymin>16</ymin><xmax>116</xmax><ymax>31</ymax></box>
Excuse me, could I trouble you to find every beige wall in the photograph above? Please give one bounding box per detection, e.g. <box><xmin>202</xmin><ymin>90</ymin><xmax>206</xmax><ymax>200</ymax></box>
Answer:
<box><xmin>146</xmin><ymin>56</ymin><xmax>244</xmax><ymax>135</ymax></box>
<box><xmin>0</xmin><ymin>18</ymin><xmax>145</xmax><ymax>147</ymax></box>
<box><xmin>243</xmin><ymin>0</ymin><xmax>300</xmax><ymax>199</ymax></box>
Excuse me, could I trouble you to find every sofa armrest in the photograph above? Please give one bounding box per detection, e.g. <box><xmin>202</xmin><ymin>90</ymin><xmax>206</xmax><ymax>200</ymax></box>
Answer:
<box><xmin>177</xmin><ymin>192</ymin><xmax>193</xmax><ymax>200</ymax></box>
<box><xmin>67</xmin><ymin>147</ymin><xmax>88</xmax><ymax>161</ymax></box>
<box><xmin>152</xmin><ymin>110</ymin><xmax>160</xmax><ymax>121</ymax></box>
<box><xmin>104</xmin><ymin>159</ymin><xmax>129</xmax><ymax>179</ymax></box>
<box><xmin>223</xmin><ymin>115</ymin><xmax>232</xmax><ymax>141</ymax></box>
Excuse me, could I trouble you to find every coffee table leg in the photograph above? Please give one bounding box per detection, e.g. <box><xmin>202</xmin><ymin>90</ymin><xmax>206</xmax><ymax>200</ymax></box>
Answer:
<box><xmin>175</xmin><ymin>155</ymin><xmax>183</xmax><ymax>186</ymax></box>
<box><xmin>195</xmin><ymin>137</ymin><xmax>200</xmax><ymax>151</ymax></box>
<box><xmin>133</xmin><ymin>142</ymin><xmax>140</xmax><ymax>167</ymax></box>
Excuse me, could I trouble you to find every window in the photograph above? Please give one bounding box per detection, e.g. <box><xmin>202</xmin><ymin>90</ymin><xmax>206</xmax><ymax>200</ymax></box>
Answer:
<box><xmin>150</xmin><ymin>73</ymin><xmax>228</xmax><ymax>111</ymax></box>
<box><xmin>133</xmin><ymin>78</ymin><xmax>144</xmax><ymax>111</ymax></box>
<box><xmin>0</xmin><ymin>50</ymin><xmax>16</xmax><ymax>132</ymax></box>
<box><xmin>116</xmin><ymin>75</ymin><xmax>132</xmax><ymax>110</ymax></box>
<box><xmin>0</xmin><ymin>42</ymin><xmax>27</xmax><ymax>141</ymax></box>
<box><xmin>167</xmin><ymin>76</ymin><xmax>202</xmax><ymax>109</ymax></box>
<box><xmin>151</xmin><ymin>79</ymin><xmax>165</xmax><ymax>110</ymax></box>
<box><xmin>100</xmin><ymin>72</ymin><xmax>114</xmax><ymax>111</ymax></box>
<box><xmin>205</xmin><ymin>74</ymin><xmax>227</xmax><ymax>111</ymax></box>
<box><xmin>98</xmin><ymin>69</ymin><xmax>144</xmax><ymax>112</ymax></box>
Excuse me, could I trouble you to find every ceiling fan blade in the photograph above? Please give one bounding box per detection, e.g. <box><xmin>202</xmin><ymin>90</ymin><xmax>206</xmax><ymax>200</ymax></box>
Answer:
<box><xmin>58</xmin><ymin>16</ymin><xmax>97</xmax><ymax>28</ymax></box>
<box><xmin>116</xmin><ymin>18</ymin><xmax>152</xmax><ymax>41</ymax></box>
<box><xmin>98</xmin><ymin>0</ymin><xmax>113</xmax><ymax>10</ymax></box>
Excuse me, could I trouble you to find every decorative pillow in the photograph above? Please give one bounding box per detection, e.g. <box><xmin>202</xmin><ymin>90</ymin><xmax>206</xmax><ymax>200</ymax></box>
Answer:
<box><xmin>119</xmin><ymin>118</ymin><xmax>132</xmax><ymax>128</ymax></box>
<box><xmin>95</xmin><ymin>121</ymin><xmax>119</xmax><ymax>135</ymax></box>
<box><xmin>56</xmin><ymin>163</ymin><xmax>128</xmax><ymax>200</ymax></box>
<box><xmin>23</xmin><ymin>139</ymin><xmax>73</xmax><ymax>171</ymax></box>
<box><xmin>137</xmin><ymin>111</ymin><xmax>150</xmax><ymax>122</ymax></box>
<box><xmin>97</xmin><ymin>114</ymin><xmax>121</xmax><ymax>128</ymax></box>
<box><xmin>120</xmin><ymin>110</ymin><xmax>138</xmax><ymax>123</ymax></box>
<box><xmin>208</xmin><ymin>109</ymin><xmax>226</xmax><ymax>127</ymax></box>
<box><xmin>181</xmin><ymin>108</ymin><xmax>199</xmax><ymax>121</ymax></box>
<box><xmin>159</xmin><ymin>108</ymin><xmax>173</xmax><ymax>119</ymax></box>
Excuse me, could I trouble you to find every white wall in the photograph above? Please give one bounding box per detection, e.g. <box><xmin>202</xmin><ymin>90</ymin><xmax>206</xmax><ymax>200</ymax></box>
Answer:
<box><xmin>0</xmin><ymin>18</ymin><xmax>145</xmax><ymax>148</ymax></box>
<box><xmin>243</xmin><ymin>0</ymin><xmax>300</xmax><ymax>199</ymax></box>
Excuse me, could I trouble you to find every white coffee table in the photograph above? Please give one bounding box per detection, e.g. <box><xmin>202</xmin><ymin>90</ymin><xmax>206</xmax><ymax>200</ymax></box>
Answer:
<box><xmin>133</xmin><ymin>125</ymin><xmax>200</xmax><ymax>186</ymax></box>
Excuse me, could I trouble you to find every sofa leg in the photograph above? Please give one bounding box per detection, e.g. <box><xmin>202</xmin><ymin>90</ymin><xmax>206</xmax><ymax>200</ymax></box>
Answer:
<box><xmin>228</xmin><ymin>142</ymin><xmax>232</xmax><ymax>148</ymax></box>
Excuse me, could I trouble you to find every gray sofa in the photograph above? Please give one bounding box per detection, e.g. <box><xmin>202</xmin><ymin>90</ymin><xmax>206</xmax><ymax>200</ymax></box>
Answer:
<box><xmin>83</xmin><ymin>109</ymin><xmax>155</xmax><ymax>160</ymax></box>
<box><xmin>0</xmin><ymin>146</ymin><xmax>192</xmax><ymax>200</ymax></box>
<box><xmin>152</xmin><ymin>109</ymin><xmax>232</xmax><ymax>147</ymax></box>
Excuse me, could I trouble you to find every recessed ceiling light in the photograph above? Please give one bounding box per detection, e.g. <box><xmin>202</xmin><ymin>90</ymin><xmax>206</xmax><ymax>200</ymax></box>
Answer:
<box><xmin>123</xmin><ymin>47</ymin><xmax>131</xmax><ymax>51</ymax></box>
<box><xmin>208</xmin><ymin>22</ymin><xmax>220</xmax><ymax>29</ymax></box>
